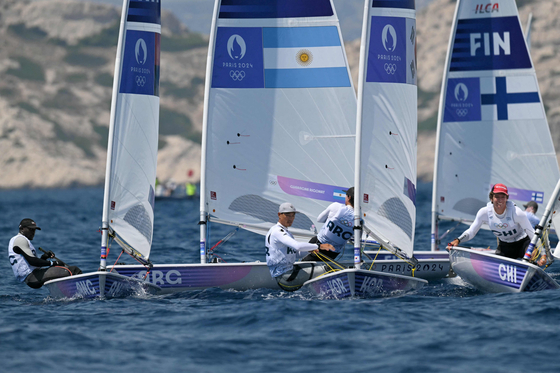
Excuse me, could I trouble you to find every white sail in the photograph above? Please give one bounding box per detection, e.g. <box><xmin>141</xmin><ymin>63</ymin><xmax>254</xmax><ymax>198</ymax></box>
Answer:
<box><xmin>355</xmin><ymin>0</ymin><xmax>417</xmax><ymax>258</ymax></box>
<box><xmin>102</xmin><ymin>0</ymin><xmax>161</xmax><ymax>261</ymax></box>
<box><xmin>200</xmin><ymin>0</ymin><xmax>356</xmax><ymax>242</ymax></box>
<box><xmin>431</xmin><ymin>0</ymin><xmax>559</xmax><ymax>249</ymax></box>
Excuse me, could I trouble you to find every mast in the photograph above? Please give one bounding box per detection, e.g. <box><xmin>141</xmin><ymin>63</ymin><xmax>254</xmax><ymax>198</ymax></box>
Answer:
<box><xmin>100</xmin><ymin>0</ymin><xmax>129</xmax><ymax>270</ymax></box>
<box><xmin>430</xmin><ymin>0</ymin><xmax>461</xmax><ymax>251</ymax></box>
<box><xmin>524</xmin><ymin>180</ymin><xmax>560</xmax><ymax>261</ymax></box>
<box><xmin>199</xmin><ymin>0</ymin><xmax>222</xmax><ymax>264</ymax></box>
<box><xmin>353</xmin><ymin>0</ymin><xmax>372</xmax><ymax>270</ymax></box>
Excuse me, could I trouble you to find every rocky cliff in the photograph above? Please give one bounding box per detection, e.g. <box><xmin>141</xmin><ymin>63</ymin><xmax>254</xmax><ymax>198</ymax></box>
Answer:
<box><xmin>1</xmin><ymin>0</ymin><xmax>558</xmax><ymax>188</ymax></box>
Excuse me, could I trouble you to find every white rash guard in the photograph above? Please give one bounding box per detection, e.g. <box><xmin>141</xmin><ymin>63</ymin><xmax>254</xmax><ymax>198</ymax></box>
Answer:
<box><xmin>458</xmin><ymin>201</ymin><xmax>534</xmax><ymax>244</ymax></box>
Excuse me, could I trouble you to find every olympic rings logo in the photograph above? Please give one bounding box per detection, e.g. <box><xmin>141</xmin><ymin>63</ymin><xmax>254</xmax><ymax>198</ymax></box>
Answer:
<box><xmin>269</xmin><ymin>180</ymin><xmax>277</xmax><ymax>186</ymax></box>
<box><xmin>456</xmin><ymin>109</ymin><xmax>468</xmax><ymax>117</ymax></box>
<box><xmin>494</xmin><ymin>223</ymin><xmax>509</xmax><ymax>229</ymax></box>
<box><xmin>230</xmin><ymin>70</ymin><xmax>246</xmax><ymax>81</ymax></box>
<box><xmin>338</xmin><ymin>219</ymin><xmax>353</xmax><ymax>227</ymax></box>
<box><xmin>136</xmin><ymin>76</ymin><xmax>146</xmax><ymax>87</ymax></box>
<box><xmin>384</xmin><ymin>63</ymin><xmax>397</xmax><ymax>74</ymax></box>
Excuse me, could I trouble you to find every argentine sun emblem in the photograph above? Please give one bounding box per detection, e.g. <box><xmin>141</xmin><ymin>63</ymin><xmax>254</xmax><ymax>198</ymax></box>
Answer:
<box><xmin>296</xmin><ymin>49</ymin><xmax>313</xmax><ymax>66</ymax></box>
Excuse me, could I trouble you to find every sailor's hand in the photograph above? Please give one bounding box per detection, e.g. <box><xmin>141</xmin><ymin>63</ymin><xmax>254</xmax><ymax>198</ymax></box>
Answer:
<box><xmin>537</xmin><ymin>255</ymin><xmax>547</xmax><ymax>267</ymax></box>
<box><xmin>320</xmin><ymin>244</ymin><xmax>335</xmax><ymax>252</ymax></box>
<box><xmin>41</xmin><ymin>250</ymin><xmax>55</xmax><ymax>260</ymax></box>
<box><xmin>50</xmin><ymin>259</ymin><xmax>65</xmax><ymax>267</ymax></box>
<box><xmin>446</xmin><ymin>239</ymin><xmax>459</xmax><ymax>251</ymax></box>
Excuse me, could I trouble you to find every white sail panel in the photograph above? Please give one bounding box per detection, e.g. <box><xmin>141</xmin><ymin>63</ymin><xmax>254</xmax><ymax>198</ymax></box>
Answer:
<box><xmin>357</xmin><ymin>2</ymin><xmax>417</xmax><ymax>257</ymax></box>
<box><xmin>106</xmin><ymin>1</ymin><xmax>161</xmax><ymax>260</ymax></box>
<box><xmin>202</xmin><ymin>0</ymin><xmax>356</xmax><ymax>238</ymax></box>
<box><xmin>432</xmin><ymin>0</ymin><xmax>559</xmax><ymax>228</ymax></box>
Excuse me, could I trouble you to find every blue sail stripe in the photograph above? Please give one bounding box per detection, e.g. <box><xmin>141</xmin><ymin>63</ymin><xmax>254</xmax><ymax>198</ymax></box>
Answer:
<box><xmin>264</xmin><ymin>67</ymin><xmax>350</xmax><ymax>88</ymax></box>
<box><xmin>372</xmin><ymin>0</ymin><xmax>415</xmax><ymax>9</ymax></box>
<box><xmin>219</xmin><ymin>0</ymin><xmax>333</xmax><ymax>19</ymax></box>
<box><xmin>127</xmin><ymin>0</ymin><xmax>161</xmax><ymax>25</ymax></box>
<box><xmin>263</xmin><ymin>27</ymin><xmax>341</xmax><ymax>48</ymax></box>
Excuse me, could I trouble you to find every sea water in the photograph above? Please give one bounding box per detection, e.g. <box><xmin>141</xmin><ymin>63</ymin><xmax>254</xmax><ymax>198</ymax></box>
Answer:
<box><xmin>1</xmin><ymin>183</ymin><xmax>559</xmax><ymax>373</ymax></box>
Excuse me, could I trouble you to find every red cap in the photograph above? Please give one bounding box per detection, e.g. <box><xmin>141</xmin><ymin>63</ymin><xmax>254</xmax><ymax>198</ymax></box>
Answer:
<box><xmin>492</xmin><ymin>183</ymin><xmax>508</xmax><ymax>196</ymax></box>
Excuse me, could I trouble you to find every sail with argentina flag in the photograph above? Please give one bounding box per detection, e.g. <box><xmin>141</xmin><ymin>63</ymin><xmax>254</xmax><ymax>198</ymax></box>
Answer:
<box><xmin>201</xmin><ymin>0</ymin><xmax>356</xmax><ymax>243</ymax></box>
<box><xmin>431</xmin><ymin>0</ymin><xmax>559</xmax><ymax>250</ymax></box>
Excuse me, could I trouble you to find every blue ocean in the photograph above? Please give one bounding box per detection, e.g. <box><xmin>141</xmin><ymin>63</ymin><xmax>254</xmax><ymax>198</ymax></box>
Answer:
<box><xmin>1</xmin><ymin>183</ymin><xmax>559</xmax><ymax>373</ymax></box>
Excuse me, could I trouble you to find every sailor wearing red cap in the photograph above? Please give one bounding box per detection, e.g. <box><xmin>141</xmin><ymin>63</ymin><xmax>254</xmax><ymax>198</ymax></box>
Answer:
<box><xmin>447</xmin><ymin>184</ymin><xmax>535</xmax><ymax>260</ymax></box>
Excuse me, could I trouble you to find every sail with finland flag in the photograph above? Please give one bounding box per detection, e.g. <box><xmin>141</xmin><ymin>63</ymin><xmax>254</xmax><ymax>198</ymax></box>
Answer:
<box><xmin>433</xmin><ymin>0</ymin><xmax>560</xmax><ymax>293</ymax></box>
<box><xmin>431</xmin><ymin>0</ymin><xmax>559</xmax><ymax>252</ymax></box>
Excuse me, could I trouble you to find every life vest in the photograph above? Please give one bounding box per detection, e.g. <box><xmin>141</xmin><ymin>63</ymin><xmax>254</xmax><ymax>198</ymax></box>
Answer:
<box><xmin>486</xmin><ymin>201</ymin><xmax>526</xmax><ymax>243</ymax></box>
<box><xmin>8</xmin><ymin>234</ymin><xmax>38</xmax><ymax>282</ymax></box>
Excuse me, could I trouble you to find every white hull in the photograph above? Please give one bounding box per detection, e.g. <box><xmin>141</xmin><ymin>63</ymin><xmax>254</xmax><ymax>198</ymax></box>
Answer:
<box><xmin>449</xmin><ymin>247</ymin><xmax>560</xmax><ymax>293</ymax></box>
<box><xmin>44</xmin><ymin>271</ymin><xmax>161</xmax><ymax>299</ymax></box>
<box><xmin>107</xmin><ymin>255</ymin><xmax>447</xmax><ymax>294</ymax></box>
<box><xmin>364</xmin><ymin>251</ymin><xmax>453</xmax><ymax>280</ymax></box>
<box><xmin>302</xmin><ymin>269</ymin><xmax>427</xmax><ymax>299</ymax></box>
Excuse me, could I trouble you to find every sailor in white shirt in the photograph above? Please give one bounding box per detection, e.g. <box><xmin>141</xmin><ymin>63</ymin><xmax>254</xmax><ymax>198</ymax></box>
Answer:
<box><xmin>265</xmin><ymin>203</ymin><xmax>334</xmax><ymax>291</ymax></box>
<box><xmin>447</xmin><ymin>184</ymin><xmax>535</xmax><ymax>260</ymax></box>
<box><xmin>303</xmin><ymin>187</ymin><xmax>354</xmax><ymax>261</ymax></box>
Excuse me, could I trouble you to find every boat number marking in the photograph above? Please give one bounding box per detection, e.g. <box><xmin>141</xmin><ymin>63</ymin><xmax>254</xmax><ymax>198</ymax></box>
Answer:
<box><xmin>498</xmin><ymin>264</ymin><xmax>517</xmax><ymax>284</ymax></box>
<box><xmin>326</xmin><ymin>278</ymin><xmax>347</xmax><ymax>294</ymax></box>
<box><xmin>133</xmin><ymin>270</ymin><xmax>182</xmax><ymax>285</ymax></box>
<box><xmin>360</xmin><ymin>276</ymin><xmax>382</xmax><ymax>293</ymax></box>
<box><xmin>76</xmin><ymin>280</ymin><xmax>96</xmax><ymax>296</ymax></box>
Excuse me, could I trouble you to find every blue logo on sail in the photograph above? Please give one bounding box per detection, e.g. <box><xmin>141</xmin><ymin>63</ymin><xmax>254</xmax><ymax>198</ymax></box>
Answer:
<box><xmin>120</xmin><ymin>30</ymin><xmax>159</xmax><ymax>96</ymax></box>
<box><xmin>367</xmin><ymin>16</ymin><xmax>407</xmax><ymax>84</ymax></box>
<box><xmin>444</xmin><ymin>78</ymin><xmax>481</xmax><ymax>122</ymax></box>
<box><xmin>212</xmin><ymin>27</ymin><xmax>265</xmax><ymax>89</ymax></box>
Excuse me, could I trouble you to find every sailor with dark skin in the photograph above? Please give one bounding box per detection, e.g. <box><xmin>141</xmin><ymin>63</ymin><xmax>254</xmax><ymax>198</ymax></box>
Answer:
<box><xmin>8</xmin><ymin>218</ymin><xmax>82</xmax><ymax>289</ymax></box>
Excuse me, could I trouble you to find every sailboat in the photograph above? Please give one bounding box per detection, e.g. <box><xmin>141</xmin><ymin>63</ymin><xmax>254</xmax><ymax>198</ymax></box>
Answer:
<box><xmin>44</xmin><ymin>0</ymin><xmax>162</xmax><ymax>298</ymax></box>
<box><xmin>301</xmin><ymin>0</ymin><xmax>428</xmax><ymax>298</ymax></box>
<box><xmin>431</xmin><ymin>0</ymin><xmax>560</xmax><ymax>292</ymax></box>
<box><xmin>108</xmin><ymin>0</ymin><xmax>436</xmax><ymax>293</ymax></box>
<box><xmin>104</xmin><ymin>0</ymin><xmax>356</xmax><ymax>292</ymax></box>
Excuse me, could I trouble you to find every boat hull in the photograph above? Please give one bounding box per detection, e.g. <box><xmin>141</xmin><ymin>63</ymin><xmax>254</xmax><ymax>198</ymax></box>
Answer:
<box><xmin>364</xmin><ymin>251</ymin><xmax>453</xmax><ymax>280</ymax></box>
<box><xmin>109</xmin><ymin>256</ymin><xmax>447</xmax><ymax>294</ymax></box>
<box><xmin>301</xmin><ymin>269</ymin><xmax>427</xmax><ymax>299</ymax></box>
<box><xmin>449</xmin><ymin>247</ymin><xmax>560</xmax><ymax>293</ymax></box>
<box><xmin>44</xmin><ymin>272</ymin><xmax>161</xmax><ymax>299</ymax></box>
